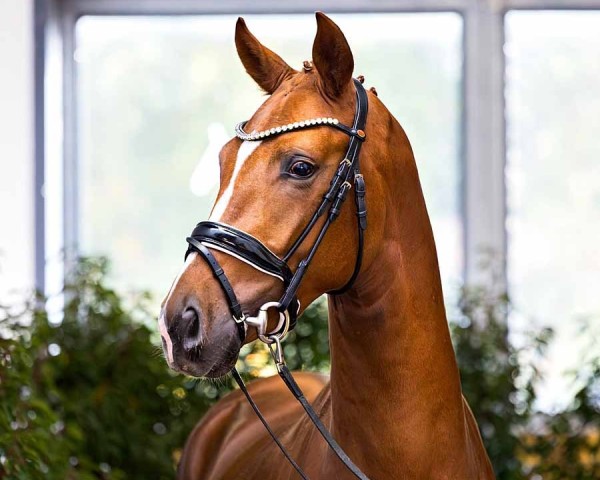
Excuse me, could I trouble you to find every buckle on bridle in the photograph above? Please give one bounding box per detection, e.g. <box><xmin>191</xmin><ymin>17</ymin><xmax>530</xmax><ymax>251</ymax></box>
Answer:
<box><xmin>267</xmin><ymin>335</ymin><xmax>285</xmax><ymax>371</ymax></box>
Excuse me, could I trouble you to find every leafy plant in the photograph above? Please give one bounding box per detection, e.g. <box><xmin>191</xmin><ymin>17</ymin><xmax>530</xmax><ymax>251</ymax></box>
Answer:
<box><xmin>450</xmin><ymin>284</ymin><xmax>549</xmax><ymax>479</ymax></box>
<box><xmin>450</xmin><ymin>285</ymin><xmax>600</xmax><ymax>479</ymax></box>
<box><xmin>517</xmin><ymin>325</ymin><xmax>600</xmax><ymax>480</ymax></box>
<box><xmin>1</xmin><ymin>256</ymin><xmax>599</xmax><ymax>478</ymax></box>
<box><xmin>1</xmin><ymin>258</ymin><xmax>224</xmax><ymax>478</ymax></box>
<box><xmin>0</xmin><ymin>257</ymin><xmax>330</xmax><ymax>478</ymax></box>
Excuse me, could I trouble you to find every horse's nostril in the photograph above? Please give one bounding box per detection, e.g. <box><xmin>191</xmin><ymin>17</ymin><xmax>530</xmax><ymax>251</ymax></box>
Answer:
<box><xmin>181</xmin><ymin>307</ymin><xmax>201</xmax><ymax>351</ymax></box>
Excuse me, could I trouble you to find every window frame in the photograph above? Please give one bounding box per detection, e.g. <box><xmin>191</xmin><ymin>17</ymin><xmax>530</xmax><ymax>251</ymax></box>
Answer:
<box><xmin>34</xmin><ymin>0</ymin><xmax>600</xmax><ymax>294</ymax></box>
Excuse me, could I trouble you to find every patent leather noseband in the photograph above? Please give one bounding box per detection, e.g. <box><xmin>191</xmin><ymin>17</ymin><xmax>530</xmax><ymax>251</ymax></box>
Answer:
<box><xmin>186</xmin><ymin>221</ymin><xmax>300</xmax><ymax>336</ymax></box>
<box><xmin>184</xmin><ymin>78</ymin><xmax>370</xmax><ymax>479</ymax></box>
<box><xmin>189</xmin><ymin>222</ymin><xmax>294</xmax><ymax>282</ymax></box>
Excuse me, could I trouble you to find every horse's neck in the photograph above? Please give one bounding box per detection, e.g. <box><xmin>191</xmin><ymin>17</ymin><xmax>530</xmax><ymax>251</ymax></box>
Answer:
<box><xmin>326</xmin><ymin>141</ymin><xmax>468</xmax><ymax>472</ymax></box>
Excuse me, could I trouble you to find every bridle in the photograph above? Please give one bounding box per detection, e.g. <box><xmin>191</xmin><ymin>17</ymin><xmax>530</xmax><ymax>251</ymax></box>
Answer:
<box><xmin>186</xmin><ymin>78</ymin><xmax>368</xmax><ymax>343</ymax></box>
<box><xmin>184</xmin><ymin>78</ymin><xmax>370</xmax><ymax>479</ymax></box>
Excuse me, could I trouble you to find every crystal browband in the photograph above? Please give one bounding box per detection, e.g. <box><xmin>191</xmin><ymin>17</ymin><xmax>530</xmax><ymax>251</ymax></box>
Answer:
<box><xmin>235</xmin><ymin>116</ymin><xmax>366</xmax><ymax>142</ymax></box>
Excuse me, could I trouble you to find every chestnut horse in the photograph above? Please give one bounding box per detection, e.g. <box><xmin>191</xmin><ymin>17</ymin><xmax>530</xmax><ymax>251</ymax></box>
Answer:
<box><xmin>159</xmin><ymin>13</ymin><xmax>494</xmax><ymax>479</ymax></box>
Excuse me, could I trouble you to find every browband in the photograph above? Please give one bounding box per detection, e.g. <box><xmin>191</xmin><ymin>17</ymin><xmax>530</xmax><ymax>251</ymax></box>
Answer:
<box><xmin>235</xmin><ymin>117</ymin><xmax>366</xmax><ymax>142</ymax></box>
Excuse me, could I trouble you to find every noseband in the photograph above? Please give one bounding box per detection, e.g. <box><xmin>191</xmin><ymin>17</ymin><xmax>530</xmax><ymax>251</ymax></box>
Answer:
<box><xmin>184</xmin><ymin>79</ymin><xmax>370</xmax><ymax>479</ymax></box>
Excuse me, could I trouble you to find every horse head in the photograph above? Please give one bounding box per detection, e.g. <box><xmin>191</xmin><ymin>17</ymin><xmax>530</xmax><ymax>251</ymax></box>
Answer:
<box><xmin>159</xmin><ymin>13</ymin><xmax>390</xmax><ymax>378</ymax></box>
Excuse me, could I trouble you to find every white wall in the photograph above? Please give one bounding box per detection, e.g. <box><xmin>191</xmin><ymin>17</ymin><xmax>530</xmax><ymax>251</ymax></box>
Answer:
<box><xmin>0</xmin><ymin>0</ymin><xmax>35</xmax><ymax>300</ymax></box>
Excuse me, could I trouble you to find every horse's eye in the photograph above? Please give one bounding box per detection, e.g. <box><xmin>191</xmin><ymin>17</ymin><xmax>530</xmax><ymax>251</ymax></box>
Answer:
<box><xmin>289</xmin><ymin>161</ymin><xmax>315</xmax><ymax>178</ymax></box>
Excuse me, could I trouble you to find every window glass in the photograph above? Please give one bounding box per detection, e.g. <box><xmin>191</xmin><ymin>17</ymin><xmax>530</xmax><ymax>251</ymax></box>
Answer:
<box><xmin>505</xmin><ymin>11</ymin><xmax>600</xmax><ymax>409</ymax></box>
<box><xmin>76</xmin><ymin>13</ymin><xmax>463</xmax><ymax>305</ymax></box>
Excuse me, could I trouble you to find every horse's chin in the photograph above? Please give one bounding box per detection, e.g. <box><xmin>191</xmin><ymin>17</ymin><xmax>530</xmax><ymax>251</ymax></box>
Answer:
<box><xmin>203</xmin><ymin>341</ymin><xmax>241</xmax><ymax>379</ymax></box>
<box><xmin>168</xmin><ymin>350</ymin><xmax>239</xmax><ymax>378</ymax></box>
<box><xmin>204</xmin><ymin>356</ymin><xmax>238</xmax><ymax>379</ymax></box>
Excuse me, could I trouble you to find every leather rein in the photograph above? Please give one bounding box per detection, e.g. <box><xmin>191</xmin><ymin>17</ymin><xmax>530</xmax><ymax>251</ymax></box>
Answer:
<box><xmin>184</xmin><ymin>79</ymin><xmax>370</xmax><ymax>479</ymax></box>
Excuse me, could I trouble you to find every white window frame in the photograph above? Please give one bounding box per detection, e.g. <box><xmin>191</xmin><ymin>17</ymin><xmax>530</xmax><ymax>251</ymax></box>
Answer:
<box><xmin>34</xmin><ymin>0</ymin><xmax>600</xmax><ymax>294</ymax></box>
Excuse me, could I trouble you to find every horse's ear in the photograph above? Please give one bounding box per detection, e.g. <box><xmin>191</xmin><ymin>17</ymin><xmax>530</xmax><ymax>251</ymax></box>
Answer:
<box><xmin>235</xmin><ymin>17</ymin><xmax>295</xmax><ymax>94</ymax></box>
<box><xmin>312</xmin><ymin>12</ymin><xmax>354</xmax><ymax>99</ymax></box>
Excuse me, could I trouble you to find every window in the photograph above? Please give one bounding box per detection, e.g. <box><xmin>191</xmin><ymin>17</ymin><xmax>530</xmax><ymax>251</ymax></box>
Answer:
<box><xmin>37</xmin><ymin>0</ymin><xmax>600</xmax><ymax>410</ymax></box>
<box><xmin>75</xmin><ymin>13</ymin><xmax>463</xmax><ymax>304</ymax></box>
<box><xmin>505</xmin><ymin>10</ymin><xmax>600</xmax><ymax>409</ymax></box>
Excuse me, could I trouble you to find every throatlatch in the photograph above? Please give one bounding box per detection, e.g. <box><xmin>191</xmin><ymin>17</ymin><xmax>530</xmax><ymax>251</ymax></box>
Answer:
<box><xmin>184</xmin><ymin>78</ymin><xmax>370</xmax><ymax>480</ymax></box>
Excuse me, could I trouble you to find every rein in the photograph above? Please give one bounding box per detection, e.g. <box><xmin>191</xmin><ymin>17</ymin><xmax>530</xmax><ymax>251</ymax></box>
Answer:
<box><xmin>184</xmin><ymin>79</ymin><xmax>370</xmax><ymax>479</ymax></box>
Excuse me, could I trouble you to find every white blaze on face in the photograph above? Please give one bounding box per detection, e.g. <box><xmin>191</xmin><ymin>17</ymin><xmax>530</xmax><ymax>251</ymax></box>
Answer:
<box><xmin>159</xmin><ymin>252</ymin><xmax>198</xmax><ymax>365</ymax></box>
<box><xmin>210</xmin><ymin>140</ymin><xmax>261</xmax><ymax>221</ymax></box>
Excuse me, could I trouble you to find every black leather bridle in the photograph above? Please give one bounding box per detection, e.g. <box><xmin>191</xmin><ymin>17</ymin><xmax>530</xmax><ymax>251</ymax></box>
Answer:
<box><xmin>184</xmin><ymin>79</ymin><xmax>370</xmax><ymax>479</ymax></box>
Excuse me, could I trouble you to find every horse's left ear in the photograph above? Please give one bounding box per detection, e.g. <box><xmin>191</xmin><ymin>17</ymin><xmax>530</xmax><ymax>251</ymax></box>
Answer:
<box><xmin>312</xmin><ymin>12</ymin><xmax>354</xmax><ymax>99</ymax></box>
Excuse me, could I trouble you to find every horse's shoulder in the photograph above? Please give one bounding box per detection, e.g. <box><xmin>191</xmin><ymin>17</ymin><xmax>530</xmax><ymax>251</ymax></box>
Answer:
<box><xmin>213</xmin><ymin>370</ymin><xmax>329</xmax><ymax>409</ymax></box>
<box><xmin>178</xmin><ymin>372</ymin><xmax>330</xmax><ymax>479</ymax></box>
<box><xmin>245</xmin><ymin>370</ymin><xmax>329</xmax><ymax>400</ymax></box>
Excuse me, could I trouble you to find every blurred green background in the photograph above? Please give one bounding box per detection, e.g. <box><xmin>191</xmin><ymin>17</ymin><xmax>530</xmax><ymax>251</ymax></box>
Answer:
<box><xmin>1</xmin><ymin>257</ymin><xmax>599</xmax><ymax>479</ymax></box>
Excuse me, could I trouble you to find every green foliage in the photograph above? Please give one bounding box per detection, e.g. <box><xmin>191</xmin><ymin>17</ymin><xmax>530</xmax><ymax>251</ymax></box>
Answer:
<box><xmin>1</xmin><ymin>257</ymin><xmax>599</xmax><ymax>478</ymax></box>
<box><xmin>450</xmin><ymin>285</ymin><xmax>600</xmax><ymax>479</ymax></box>
<box><xmin>517</xmin><ymin>329</ymin><xmax>600</xmax><ymax>480</ymax></box>
<box><xmin>0</xmin><ymin>306</ymin><xmax>69</xmax><ymax>479</ymax></box>
<box><xmin>450</xmin><ymin>285</ymin><xmax>545</xmax><ymax>479</ymax></box>
<box><xmin>0</xmin><ymin>258</ymin><xmax>226</xmax><ymax>478</ymax></box>
<box><xmin>281</xmin><ymin>299</ymin><xmax>330</xmax><ymax>373</ymax></box>
<box><xmin>0</xmin><ymin>257</ymin><xmax>329</xmax><ymax>478</ymax></box>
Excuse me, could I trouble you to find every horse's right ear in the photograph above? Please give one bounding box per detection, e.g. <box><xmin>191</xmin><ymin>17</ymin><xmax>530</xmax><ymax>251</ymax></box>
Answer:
<box><xmin>312</xmin><ymin>12</ymin><xmax>354</xmax><ymax>99</ymax></box>
<box><xmin>235</xmin><ymin>18</ymin><xmax>295</xmax><ymax>94</ymax></box>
